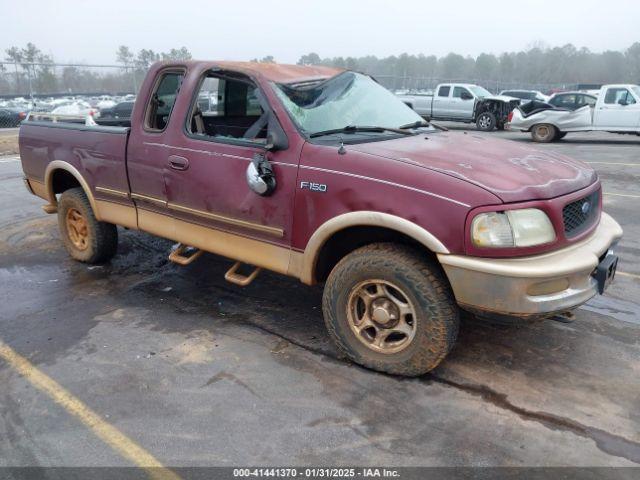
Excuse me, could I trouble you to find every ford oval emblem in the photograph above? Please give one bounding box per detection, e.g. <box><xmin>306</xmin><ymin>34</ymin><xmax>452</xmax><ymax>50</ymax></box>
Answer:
<box><xmin>581</xmin><ymin>201</ymin><xmax>591</xmax><ymax>215</ymax></box>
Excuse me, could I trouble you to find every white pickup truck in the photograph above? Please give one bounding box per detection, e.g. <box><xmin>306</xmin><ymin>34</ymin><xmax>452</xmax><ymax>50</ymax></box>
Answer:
<box><xmin>397</xmin><ymin>83</ymin><xmax>520</xmax><ymax>131</ymax></box>
<box><xmin>507</xmin><ymin>84</ymin><xmax>640</xmax><ymax>142</ymax></box>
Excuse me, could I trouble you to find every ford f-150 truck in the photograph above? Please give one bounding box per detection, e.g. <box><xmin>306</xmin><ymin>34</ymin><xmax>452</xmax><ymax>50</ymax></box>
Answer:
<box><xmin>397</xmin><ymin>83</ymin><xmax>520</xmax><ymax>131</ymax></box>
<box><xmin>19</xmin><ymin>61</ymin><xmax>622</xmax><ymax>376</ymax></box>
<box><xmin>507</xmin><ymin>84</ymin><xmax>640</xmax><ymax>142</ymax></box>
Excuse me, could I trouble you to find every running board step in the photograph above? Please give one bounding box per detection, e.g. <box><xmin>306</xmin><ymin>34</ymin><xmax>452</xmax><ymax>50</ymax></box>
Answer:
<box><xmin>168</xmin><ymin>244</ymin><xmax>203</xmax><ymax>266</ymax></box>
<box><xmin>225</xmin><ymin>262</ymin><xmax>261</xmax><ymax>286</ymax></box>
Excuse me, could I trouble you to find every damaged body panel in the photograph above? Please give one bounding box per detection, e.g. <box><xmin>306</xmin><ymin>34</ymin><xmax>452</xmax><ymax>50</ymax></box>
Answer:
<box><xmin>397</xmin><ymin>83</ymin><xmax>520</xmax><ymax>131</ymax></box>
<box><xmin>508</xmin><ymin>84</ymin><xmax>640</xmax><ymax>142</ymax></box>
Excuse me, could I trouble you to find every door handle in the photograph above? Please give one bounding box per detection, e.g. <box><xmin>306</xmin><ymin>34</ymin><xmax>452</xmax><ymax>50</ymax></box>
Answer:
<box><xmin>168</xmin><ymin>155</ymin><xmax>189</xmax><ymax>171</ymax></box>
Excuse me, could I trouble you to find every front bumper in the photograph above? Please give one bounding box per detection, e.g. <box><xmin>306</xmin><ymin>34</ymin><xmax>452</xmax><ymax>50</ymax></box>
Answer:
<box><xmin>438</xmin><ymin>213</ymin><xmax>623</xmax><ymax>318</ymax></box>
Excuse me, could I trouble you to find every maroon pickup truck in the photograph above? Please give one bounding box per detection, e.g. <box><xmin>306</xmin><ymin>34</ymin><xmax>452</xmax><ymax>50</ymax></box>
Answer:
<box><xmin>19</xmin><ymin>61</ymin><xmax>622</xmax><ymax>376</ymax></box>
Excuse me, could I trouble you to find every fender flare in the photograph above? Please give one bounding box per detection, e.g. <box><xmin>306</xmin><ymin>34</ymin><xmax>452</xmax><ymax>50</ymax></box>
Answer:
<box><xmin>44</xmin><ymin>161</ymin><xmax>99</xmax><ymax>216</ymax></box>
<box><xmin>299</xmin><ymin>211</ymin><xmax>449</xmax><ymax>284</ymax></box>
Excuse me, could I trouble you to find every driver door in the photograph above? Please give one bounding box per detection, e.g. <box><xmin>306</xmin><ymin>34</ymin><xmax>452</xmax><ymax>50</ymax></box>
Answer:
<box><xmin>595</xmin><ymin>87</ymin><xmax>640</xmax><ymax>128</ymax></box>
<box><xmin>162</xmin><ymin>71</ymin><xmax>299</xmax><ymax>258</ymax></box>
<box><xmin>451</xmin><ymin>86</ymin><xmax>475</xmax><ymax>119</ymax></box>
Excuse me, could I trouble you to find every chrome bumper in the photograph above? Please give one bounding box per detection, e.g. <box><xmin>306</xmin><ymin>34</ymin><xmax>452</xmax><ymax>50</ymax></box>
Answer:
<box><xmin>438</xmin><ymin>213</ymin><xmax>623</xmax><ymax>318</ymax></box>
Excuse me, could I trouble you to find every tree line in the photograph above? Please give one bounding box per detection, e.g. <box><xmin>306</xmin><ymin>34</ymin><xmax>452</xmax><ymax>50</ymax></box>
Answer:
<box><xmin>2</xmin><ymin>42</ymin><xmax>640</xmax><ymax>96</ymax></box>
<box><xmin>296</xmin><ymin>42</ymin><xmax>640</xmax><ymax>90</ymax></box>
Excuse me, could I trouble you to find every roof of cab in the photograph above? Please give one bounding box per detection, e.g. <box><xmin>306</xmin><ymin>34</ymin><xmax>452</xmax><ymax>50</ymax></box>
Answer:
<box><xmin>159</xmin><ymin>60</ymin><xmax>343</xmax><ymax>84</ymax></box>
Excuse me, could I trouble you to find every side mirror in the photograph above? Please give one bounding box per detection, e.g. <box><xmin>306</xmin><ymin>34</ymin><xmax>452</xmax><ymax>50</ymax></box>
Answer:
<box><xmin>618</xmin><ymin>98</ymin><xmax>628</xmax><ymax>106</ymax></box>
<box><xmin>461</xmin><ymin>92</ymin><xmax>473</xmax><ymax>100</ymax></box>
<box><xmin>246</xmin><ymin>153</ymin><xmax>276</xmax><ymax>196</ymax></box>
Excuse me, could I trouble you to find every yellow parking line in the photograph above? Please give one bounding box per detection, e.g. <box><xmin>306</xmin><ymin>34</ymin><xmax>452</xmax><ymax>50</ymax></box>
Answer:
<box><xmin>603</xmin><ymin>192</ymin><xmax>640</xmax><ymax>198</ymax></box>
<box><xmin>0</xmin><ymin>339</ymin><xmax>181</xmax><ymax>480</ymax></box>
<box><xmin>618</xmin><ymin>271</ymin><xmax>640</xmax><ymax>280</ymax></box>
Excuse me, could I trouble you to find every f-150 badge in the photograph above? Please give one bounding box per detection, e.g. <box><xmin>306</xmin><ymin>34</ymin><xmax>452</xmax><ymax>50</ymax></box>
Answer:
<box><xmin>300</xmin><ymin>181</ymin><xmax>327</xmax><ymax>192</ymax></box>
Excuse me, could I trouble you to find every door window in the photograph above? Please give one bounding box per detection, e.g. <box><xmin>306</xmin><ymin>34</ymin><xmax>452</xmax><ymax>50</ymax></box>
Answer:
<box><xmin>187</xmin><ymin>73</ymin><xmax>267</xmax><ymax>144</ymax></box>
<box><xmin>144</xmin><ymin>71</ymin><xmax>184</xmax><ymax>131</ymax></box>
<box><xmin>452</xmin><ymin>86</ymin><xmax>471</xmax><ymax>98</ymax></box>
<box><xmin>604</xmin><ymin>88</ymin><xmax>636</xmax><ymax>105</ymax></box>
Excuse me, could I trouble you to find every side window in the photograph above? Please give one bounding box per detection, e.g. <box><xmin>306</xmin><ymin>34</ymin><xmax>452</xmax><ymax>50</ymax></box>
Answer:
<box><xmin>145</xmin><ymin>71</ymin><xmax>184</xmax><ymax>131</ymax></box>
<box><xmin>187</xmin><ymin>74</ymin><xmax>267</xmax><ymax>143</ymax></box>
<box><xmin>604</xmin><ymin>88</ymin><xmax>635</xmax><ymax>105</ymax></box>
<box><xmin>452</xmin><ymin>86</ymin><xmax>470</xmax><ymax>98</ymax></box>
<box><xmin>576</xmin><ymin>95</ymin><xmax>596</xmax><ymax>108</ymax></box>
<box><xmin>438</xmin><ymin>86</ymin><xmax>451</xmax><ymax>97</ymax></box>
<box><xmin>552</xmin><ymin>94</ymin><xmax>575</xmax><ymax>109</ymax></box>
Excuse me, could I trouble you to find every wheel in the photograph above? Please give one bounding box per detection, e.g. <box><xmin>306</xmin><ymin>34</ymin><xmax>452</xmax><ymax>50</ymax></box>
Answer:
<box><xmin>57</xmin><ymin>187</ymin><xmax>118</xmax><ymax>263</ymax></box>
<box><xmin>322</xmin><ymin>243</ymin><xmax>459</xmax><ymax>376</ymax></box>
<box><xmin>476</xmin><ymin>112</ymin><xmax>496</xmax><ymax>131</ymax></box>
<box><xmin>531</xmin><ymin>124</ymin><xmax>558</xmax><ymax>143</ymax></box>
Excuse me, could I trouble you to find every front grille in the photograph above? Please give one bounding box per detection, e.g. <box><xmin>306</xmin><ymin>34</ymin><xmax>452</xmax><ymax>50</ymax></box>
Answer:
<box><xmin>563</xmin><ymin>190</ymin><xmax>600</xmax><ymax>237</ymax></box>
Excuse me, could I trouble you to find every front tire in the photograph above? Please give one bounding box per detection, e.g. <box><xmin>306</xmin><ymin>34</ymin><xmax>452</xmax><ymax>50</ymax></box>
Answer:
<box><xmin>57</xmin><ymin>187</ymin><xmax>118</xmax><ymax>263</ymax></box>
<box><xmin>322</xmin><ymin>243</ymin><xmax>459</xmax><ymax>376</ymax></box>
<box><xmin>531</xmin><ymin>124</ymin><xmax>558</xmax><ymax>143</ymax></box>
<box><xmin>476</xmin><ymin>112</ymin><xmax>496</xmax><ymax>131</ymax></box>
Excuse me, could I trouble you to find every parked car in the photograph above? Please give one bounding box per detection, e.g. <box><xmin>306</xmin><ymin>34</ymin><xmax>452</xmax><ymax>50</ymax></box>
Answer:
<box><xmin>507</xmin><ymin>84</ymin><xmax>640</xmax><ymax>142</ymax></box>
<box><xmin>51</xmin><ymin>100</ymin><xmax>96</xmax><ymax>117</ymax></box>
<box><xmin>98</xmin><ymin>101</ymin><xmax>134</xmax><ymax>126</ymax></box>
<box><xmin>19</xmin><ymin>61</ymin><xmax>622</xmax><ymax>376</ymax></box>
<box><xmin>547</xmin><ymin>92</ymin><xmax>598</xmax><ymax>110</ymax></box>
<box><xmin>499</xmin><ymin>89</ymin><xmax>549</xmax><ymax>104</ymax></box>
<box><xmin>397</xmin><ymin>83</ymin><xmax>520</xmax><ymax>131</ymax></box>
<box><xmin>0</xmin><ymin>107</ymin><xmax>28</xmax><ymax>127</ymax></box>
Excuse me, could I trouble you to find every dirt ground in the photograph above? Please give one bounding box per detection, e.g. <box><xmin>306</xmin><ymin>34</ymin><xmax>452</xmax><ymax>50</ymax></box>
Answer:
<box><xmin>0</xmin><ymin>129</ymin><xmax>19</xmax><ymax>155</ymax></box>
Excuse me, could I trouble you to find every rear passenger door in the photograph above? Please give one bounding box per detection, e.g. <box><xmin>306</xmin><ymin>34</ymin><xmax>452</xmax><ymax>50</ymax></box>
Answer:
<box><xmin>128</xmin><ymin>68</ymin><xmax>185</xmax><ymax>218</ymax></box>
<box><xmin>432</xmin><ymin>85</ymin><xmax>452</xmax><ymax>118</ymax></box>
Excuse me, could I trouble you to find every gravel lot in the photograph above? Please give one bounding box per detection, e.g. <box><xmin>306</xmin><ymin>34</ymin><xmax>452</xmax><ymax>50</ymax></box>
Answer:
<box><xmin>0</xmin><ymin>126</ymin><xmax>639</xmax><ymax>472</ymax></box>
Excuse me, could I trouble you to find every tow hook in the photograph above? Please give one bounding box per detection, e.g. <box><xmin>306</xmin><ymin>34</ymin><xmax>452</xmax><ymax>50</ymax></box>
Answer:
<box><xmin>550</xmin><ymin>311</ymin><xmax>576</xmax><ymax>324</ymax></box>
<box><xmin>168</xmin><ymin>243</ymin><xmax>203</xmax><ymax>266</ymax></box>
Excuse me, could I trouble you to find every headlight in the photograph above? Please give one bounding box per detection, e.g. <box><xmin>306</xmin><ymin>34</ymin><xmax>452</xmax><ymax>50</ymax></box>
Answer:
<box><xmin>471</xmin><ymin>208</ymin><xmax>555</xmax><ymax>248</ymax></box>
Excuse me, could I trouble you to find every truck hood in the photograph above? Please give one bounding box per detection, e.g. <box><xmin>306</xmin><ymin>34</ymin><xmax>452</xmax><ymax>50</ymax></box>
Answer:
<box><xmin>349</xmin><ymin>131</ymin><xmax>597</xmax><ymax>203</ymax></box>
<box><xmin>481</xmin><ymin>94</ymin><xmax>520</xmax><ymax>103</ymax></box>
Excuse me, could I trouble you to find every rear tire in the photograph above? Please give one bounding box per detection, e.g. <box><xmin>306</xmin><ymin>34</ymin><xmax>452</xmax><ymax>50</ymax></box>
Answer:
<box><xmin>57</xmin><ymin>187</ymin><xmax>118</xmax><ymax>263</ymax></box>
<box><xmin>476</xmin><ymin>112</ymin><xmax>496</xmax><ymax>131</ymax></box>
<box><xmin>531</xmin><ymin>124</ymin><xmax>558</xmax><ymax>143</ymax></box>
<box><xmin>322</xmin><ymin>243</ymin><xmax>459</xmax><ymax>376</ymax></box>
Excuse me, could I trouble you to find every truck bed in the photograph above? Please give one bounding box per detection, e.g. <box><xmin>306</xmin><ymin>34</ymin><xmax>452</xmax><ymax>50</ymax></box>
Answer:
<box><xmin>20</xmin><ymin>121</ymin><xmax>135</xmax><ymax>226</ymax></box>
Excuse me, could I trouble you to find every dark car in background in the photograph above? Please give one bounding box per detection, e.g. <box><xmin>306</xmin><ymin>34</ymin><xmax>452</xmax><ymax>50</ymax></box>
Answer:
<box><xmin>97</xmin><ymin>101</ymin><xmax>134</xmax><ymax>126</ymax></box>
<box><xmin>0</xmin><ymin>107</ymin><xmax>28</xmax><ymax>128</ymax></box>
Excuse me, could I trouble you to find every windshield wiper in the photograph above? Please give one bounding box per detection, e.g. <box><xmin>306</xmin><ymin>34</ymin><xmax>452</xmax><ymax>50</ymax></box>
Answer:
<box><xmin>399</xmin><ymin>120</ymin><xmax>430</xmax><ymax>129</ymax></box>
<box><xmin>309</xmin><ymin>125</ymin><xmax>412</xmax><ymax>138</ymax></box>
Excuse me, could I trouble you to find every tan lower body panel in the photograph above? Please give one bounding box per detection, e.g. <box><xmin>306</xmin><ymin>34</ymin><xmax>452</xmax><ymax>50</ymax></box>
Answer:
<box><xmin>95</xmin><ymin>200</ymin><xmax>138</xmax><ymax>230</ymax></box>
<box><xmin>138</xmin><ymin>208</ymin><xmax>302</xmax><ymax>278</ymax></box>
<box><xmin>26</xmin><ymin>178</ymin><xmax>48</xmax><ymax>200</ymax></box>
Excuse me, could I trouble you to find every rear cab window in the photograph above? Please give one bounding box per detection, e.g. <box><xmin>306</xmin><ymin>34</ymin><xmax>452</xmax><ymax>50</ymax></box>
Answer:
<box><xmin>144</xmin><ymin>70</ymin><xmax>185</xmax><ymax>131</ymax></box>
<box><xmin>438</xmin><ymin>86</ymin><xmax>451</xmax><ymax>97</ymax></box>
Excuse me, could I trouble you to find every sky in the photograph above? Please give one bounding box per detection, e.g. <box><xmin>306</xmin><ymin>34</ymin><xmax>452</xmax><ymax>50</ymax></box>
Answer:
<box><xmin>1</xmin><ymin>0</ymin><xmax>639</xmax><ymax>65</ymax></box>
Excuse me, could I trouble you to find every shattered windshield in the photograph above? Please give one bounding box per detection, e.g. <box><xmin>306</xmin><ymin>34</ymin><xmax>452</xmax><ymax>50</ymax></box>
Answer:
<box><xmin>273</xmin><ymin>72</ymin><xmax>426</xmax><ymax>137</ymax></box>
<box><xmin>469</xmin><ymin>86</ymin><xmax>491</xmax><ymax>97</ymax></box>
